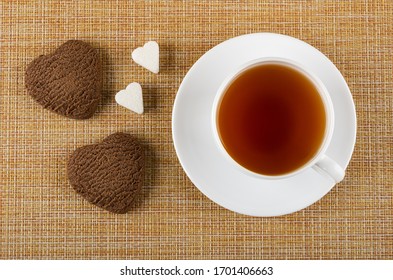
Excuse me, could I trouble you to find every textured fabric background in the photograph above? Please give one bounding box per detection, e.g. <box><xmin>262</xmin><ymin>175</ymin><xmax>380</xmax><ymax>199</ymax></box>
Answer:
<box><xmin>1</xmin><ymin>0</ymin><xmax>392</xmax><ymax>259</ymax></box>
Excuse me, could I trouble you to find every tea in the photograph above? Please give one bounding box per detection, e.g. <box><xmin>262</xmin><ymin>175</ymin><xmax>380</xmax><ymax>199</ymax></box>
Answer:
<box><xmin>217</xmin><ymin>64</ymin><xmax>326</xmax><ymax>176</ymax></box>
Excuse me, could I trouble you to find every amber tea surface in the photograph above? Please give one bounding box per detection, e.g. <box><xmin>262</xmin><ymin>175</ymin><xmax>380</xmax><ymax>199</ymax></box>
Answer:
<box><xmin>217</xmin><ymin>64</ymin><xmax>326</xmax><ymax>175</ymax></box>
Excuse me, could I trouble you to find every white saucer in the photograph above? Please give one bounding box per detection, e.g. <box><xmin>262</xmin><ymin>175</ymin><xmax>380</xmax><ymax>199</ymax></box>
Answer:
<box><xmin>172</xmin><ymin>33</ymin><xmax>356</xmax><ymax>216</ymax></box>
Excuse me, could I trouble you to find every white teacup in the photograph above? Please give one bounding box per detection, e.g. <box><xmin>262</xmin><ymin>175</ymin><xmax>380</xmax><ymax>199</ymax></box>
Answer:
<box><xmin>211</xmin><ymin>57</ymin><xmax>345</xmax><ymax>183</ymax></box>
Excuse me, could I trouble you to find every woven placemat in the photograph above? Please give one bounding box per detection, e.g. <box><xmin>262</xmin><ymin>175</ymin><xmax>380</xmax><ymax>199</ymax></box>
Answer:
<box><xmin>1</xmin><ymin>0</ymin><xmax>392</xmax><ymax>259</ymax></box>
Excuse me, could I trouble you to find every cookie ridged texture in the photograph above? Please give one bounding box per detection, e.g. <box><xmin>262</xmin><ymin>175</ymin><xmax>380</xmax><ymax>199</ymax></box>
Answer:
<box><xmin>67</xmin><ymin>133</ymin><xmax>145</xmax><ymax>213</ymax></box>
<box><xmin>25</xmin><ymin>40</ymin><xmax>102</xmax><ymax>119</ymax></box>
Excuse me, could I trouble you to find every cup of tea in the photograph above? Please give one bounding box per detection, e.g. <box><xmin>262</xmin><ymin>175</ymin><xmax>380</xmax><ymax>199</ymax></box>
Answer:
<box><xmin>211</xmin><ymin>57</ymin><xmax>345</xmax><ymax>183</ymax></box>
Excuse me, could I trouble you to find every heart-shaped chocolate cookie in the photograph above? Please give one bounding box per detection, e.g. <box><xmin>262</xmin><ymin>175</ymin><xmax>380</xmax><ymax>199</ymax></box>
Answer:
<box><xmin>67</xmin><ymin>133</ymin><xmax>144</xmax><ymax>213</ymax></box>
<box><xmin>25</xmin><ymin>40</ymin><xmax>102</xmax><ymax>119</ymax></box>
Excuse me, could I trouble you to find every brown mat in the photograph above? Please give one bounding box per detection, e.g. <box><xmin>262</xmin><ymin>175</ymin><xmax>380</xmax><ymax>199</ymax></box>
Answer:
<box><xmin>1</xmin><ymin>0</ymin><xmax>392</xmax><ymax>259</ymax></box>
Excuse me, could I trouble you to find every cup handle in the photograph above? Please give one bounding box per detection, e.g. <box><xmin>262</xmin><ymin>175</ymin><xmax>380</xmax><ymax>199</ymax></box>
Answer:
<box><xmin>312</xmin><ymin>155</ymin><xmax>345</xmax><ymax>183</ymax></box>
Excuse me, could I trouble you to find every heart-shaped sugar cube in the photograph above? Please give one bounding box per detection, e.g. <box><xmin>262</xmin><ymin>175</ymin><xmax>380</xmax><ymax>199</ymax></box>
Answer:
<box><xmin>132</xmin><ymin>41</ymin><xmax>159</xmax><ymax>74</ymax></box>
<box><xmin>115</xmin><ymin>82</ymin><xmax>144</xmax><ymax>114</ymax></box>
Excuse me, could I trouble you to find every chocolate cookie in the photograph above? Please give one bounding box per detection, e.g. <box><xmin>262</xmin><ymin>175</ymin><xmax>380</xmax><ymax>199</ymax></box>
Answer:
<box><xmin>25</xmin><ymin>40</ymin><xmax>102</xmax><ymax>119</ymax></box>
<box><xmin>67</xmin><ymin>133</ymin><xmax>144</xmax><ymax>213</ymax></box>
